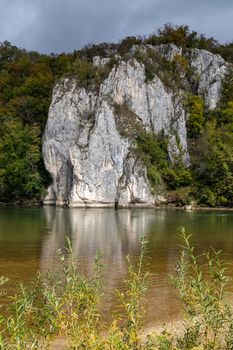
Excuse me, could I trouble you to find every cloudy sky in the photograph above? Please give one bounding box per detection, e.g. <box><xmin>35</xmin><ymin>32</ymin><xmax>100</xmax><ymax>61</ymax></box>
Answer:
<box><xmin>0</xmin><ymin>0</ymin><xmax>233</xmax><ymax>53</ymax></box>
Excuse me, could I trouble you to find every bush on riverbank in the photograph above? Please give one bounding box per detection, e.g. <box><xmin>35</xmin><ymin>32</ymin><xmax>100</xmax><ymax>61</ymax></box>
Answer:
<box><xmin>0</xmin><ymin>229</ymin><xmax>233</xmax><ymax>349</ymax></box>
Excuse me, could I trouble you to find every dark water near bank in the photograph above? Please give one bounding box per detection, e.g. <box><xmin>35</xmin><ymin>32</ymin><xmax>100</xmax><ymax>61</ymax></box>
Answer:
<box><xmin>0</xmin><ymin>207</ymin><xmax>233</xmax><ymax>325</ymax></box>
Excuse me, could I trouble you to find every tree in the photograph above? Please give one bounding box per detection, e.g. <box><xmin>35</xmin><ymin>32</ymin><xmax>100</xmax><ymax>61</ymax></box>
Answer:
<box><xmin>187</xmin><ymin>95</ymin><xmax>205</xmax><ymax>138</ymax></box>
<box><xmin>0</xmin><ymin>119</ymin><xmax>48</xmax><ymax>202</ymax></box>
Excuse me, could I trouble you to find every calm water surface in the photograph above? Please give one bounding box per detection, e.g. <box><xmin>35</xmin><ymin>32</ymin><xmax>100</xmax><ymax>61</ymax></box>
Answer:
<box><xmin>0</xmin><ymin>207</ymin><xmax>233</xmax><ymax>325</ymax></box>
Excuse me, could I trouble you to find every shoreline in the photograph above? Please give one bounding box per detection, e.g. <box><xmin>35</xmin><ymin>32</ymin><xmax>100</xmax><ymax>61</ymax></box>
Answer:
<box><xmin>0</xmin><ymin>201</ymin><xmax>233</xmax><ymax>211</ymax></box>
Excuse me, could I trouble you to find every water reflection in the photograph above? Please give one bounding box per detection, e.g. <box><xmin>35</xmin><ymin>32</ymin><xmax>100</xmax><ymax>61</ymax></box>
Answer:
<box><xmin>1</xmin><ymin>207</ymin><xmax>233</xmax><ymax>325</ymax></box>
<box><xmin>40</xmin><ymin>208</ymin><xmax>184</xmax><ymax>323</ymax></box>
<box><xmin>41</xmin><ymin>208</ymin><xmax>155</xmax><ymax>292</ymax></box>
<box><xmin>40</xmin><ymin>208</ymin><xmax>233</xmax><ymax>324</ymax></box>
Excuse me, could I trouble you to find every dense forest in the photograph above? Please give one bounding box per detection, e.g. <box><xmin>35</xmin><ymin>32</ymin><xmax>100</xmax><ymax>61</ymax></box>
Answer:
<box><xmin>0</xmin><ymin>24</ymin><xmax>233</xmax><ymax>207</ymax></box>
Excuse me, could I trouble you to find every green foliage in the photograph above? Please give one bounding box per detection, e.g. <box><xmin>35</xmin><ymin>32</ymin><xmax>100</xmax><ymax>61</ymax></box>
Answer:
<box><xmin>118</xmin><ymin>36</ymin><xmax>143</xmax><ymax>56</ymax></box>
<box><xmin>219</xmin><ymin>67</ymin><xmax>233</xmax><ymax>106</ymax></box>
<box><xmin>133</xmin><ymin>46</ymin><xmax>190</xmax><ymax>91</ymax></box>
<box><xmin>136</xmin><ymin>131</ymin><xmax>168</xmax><ymax>169</ymax></box>
<box><xmin>196</xmin><ymin>188</ymin><xmax>217</xmax><ymax>207</ymax></box>
<box><xmin>171</xmin><ymin>227</ymin><xmax>233</xmax><ymax>350</ymax></box>
<box><xmin>190</xmin><ymin>120</ymin><xmax>233</xmax><ymax>207</ymax></box>
<box><xmin>144</xmin><ymin>228</ymin><xmax>233</xmax><ymax>350</ymax></box>
<box><xmin>0</xmin><ymin>238</ymin><xmax>104</xmax><ymax>349</ymax></box>
<box><xmin>166</xmin><ymin>187</ymin><xmax>193</xmax><ymax>206</ymax></box>
<box><xmin>0</xmin><ymin>237</ymin><xmax>149</xmax><ymax>349</ymax></box>
<box><xmin>163</xmin><ymin>167</ymin><xmax>193</xmax><ymax>190</ymax></box>
<box><xmin>136</xmin><ymin>131</ymin><xmax>193</xmax><ymax>192</ymax></box>
<box><xmin>0</xmin><ymin>119</ymin><xmax>48</xmax><ymax>202</ymax></box>
<box><xmin>67</xmin><ymin>57</ymin><xmax>117</xmax><ymax>90</ymax></box>
<box><xmin>0</xmin><ymin>42</ymin><xmax>57</xmax><ymax>202</ymax></box>
<box><xmin>67</xmin><ymin>59</ymin><xmax>96</xmax><ymax>87</ymax></box>
<box><xmin>216</xmin><ymin>100</ymin><xmax>233</xmax><ymax>127</ymax></box>
<box><xmin>187</xmin><ymin>95</ymin><xmax>205</xmax><ymax>138</ymax></box>
<box><xmin>145</xmin><ymin>24</ymin><xmax>218</xmax><ymax>52</ymax></box>
<box><xmin>188</xmin><ymin>68</ymin><xmax>233</xmax><ymax>208</ymax></box>
<box><xmin>107</xmin><ymin>237</ymin><xmax>149</xmax><ymax>349</ymax></box>
<box><xmin>135</xmin><ymin>131</ymin><xmax>168</xmax><ymax>191</ymax></box>
<box><xmin>78</xmin><ymin>42</ymin><xmax>118</xmax><ymax>60</ymax></box>
<box><xmin>217</xmin><ymin>42</ymin><xmax>233</xmax><ymax>63</ymax></box>
<box><xmin>115</xmin><ymin>238</ymin><xmax>149</xmax><ymax>346</ymax></box>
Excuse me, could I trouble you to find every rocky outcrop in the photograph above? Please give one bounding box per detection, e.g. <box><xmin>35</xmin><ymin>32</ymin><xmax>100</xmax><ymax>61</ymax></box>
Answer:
<box><xmin>42</xmin><ymin>45</ymin><xmax>227</xmax><ymax>207</ymax></box>
<box><xmin>190</xmin><ymin>48</ymin><xmax>227</xmax><ymax>110</ymax></box>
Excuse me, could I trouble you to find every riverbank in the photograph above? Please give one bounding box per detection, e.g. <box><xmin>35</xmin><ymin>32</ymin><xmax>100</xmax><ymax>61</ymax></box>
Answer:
<box><xmin>1</xmin><ymin>200</ymin><xmax>233</xmax><ymax>211</ymax></box>
<box><xmin>0</xmin><ymin>199</ymin><xmax>43</xmax><ymax>207</ymax></box>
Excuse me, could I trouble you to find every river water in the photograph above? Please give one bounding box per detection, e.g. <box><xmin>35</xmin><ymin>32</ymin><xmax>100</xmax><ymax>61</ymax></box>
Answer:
<box><xmin>0</xmin><ymin>207</ymin><xmax>233</xmax><ymax>325</ymax></box>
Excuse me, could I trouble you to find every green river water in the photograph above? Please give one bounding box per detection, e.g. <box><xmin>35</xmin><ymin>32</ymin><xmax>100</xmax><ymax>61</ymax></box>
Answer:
<box><xmin>0</xmin><ymin>207</ymin><xmax>233</xmax><ymax>326</ymax></box>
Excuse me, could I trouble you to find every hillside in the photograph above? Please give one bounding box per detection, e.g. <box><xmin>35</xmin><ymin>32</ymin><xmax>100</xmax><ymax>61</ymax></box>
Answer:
<box><xmin>0</xmin><ymin>25</ymin><xmax>233</xmax><ymax>207</ymax></box>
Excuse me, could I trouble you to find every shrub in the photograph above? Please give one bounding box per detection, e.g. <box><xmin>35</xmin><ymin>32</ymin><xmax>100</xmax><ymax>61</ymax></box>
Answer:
<box><xmin>145</xmin><ymin>24</ymin><xmax>218</xmax><ymax>52</ymax></box>
<box><xmin>135</xmin><ymin>130</ymin><xmax>193</xmax><ymax>192</ymax></box>
<box><xmin>197</xmin><ymin>188</ymin><xmax>217</xmax><ymax>207</ymax></box>
<box><xmin>187</xmin><ymin>95</ymin><xmax>205</xmax><ymax>138</ymax></box>
<box><xmin>166</xmin><ymin>187</ymin><xmax>193</xmax><ymax>206</ymax></box>
<box><xmin>220</xmin><ymin>67</ymin><xmax>233</xmax><ymax>106</ymax></box>
<box><xmin>145</xmin><ymin>228</ymin><xmax>233</xmax><ymax>349</ymax></box>
<box><xmin>133</xmin><ymin>46</ymin><xmax>189</xmax><ymax>91</ymax></box>
<box><xmin>118</xmin><ymin>36</ymin><xmax>142</xmax><ymax>56</ymax></box>
<box><xmin>163</xmin><ymin>167</ymin><xmax>193</xmax><ymax>190</ymax></box>
<box><xmin>171</xmin><ymin>228</ymin><xmax>233</xmax><ymax>350</ymax></box>
<box><xmin>216</xmin><ymin>101</ymin><xmax>233</xmax><ymax>126</ymax></box>
<box><xmin>135</xmin><ymin>131</ymin><xmax>168</xmax><ymax>191</ymax></box>
<box><xmin>67</xmin><ymin>59</ymin><xmax>96</xmax><ymax>87</ymax></box>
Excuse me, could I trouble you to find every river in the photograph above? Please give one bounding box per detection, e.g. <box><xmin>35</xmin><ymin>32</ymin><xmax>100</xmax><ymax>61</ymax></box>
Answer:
<box><xmin>0</xmin><ymin>207</ymin><xmax>233</xmax><ymax>326</ymax></box>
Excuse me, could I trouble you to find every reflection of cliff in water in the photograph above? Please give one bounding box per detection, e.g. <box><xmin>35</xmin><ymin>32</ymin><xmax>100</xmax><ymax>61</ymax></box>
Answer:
<box><xmin>40</xmin><ymin>208</ymin><xmax>233</xmax><ymax>325</ymax></box>
<box><xmin>41</xmin><ymin>208</ymin><xmax>155</xmax><ymax>291</ymax></box>
<box><xmin>1</xmin><ymin>207</ymin><xmax>233</xmax><ymax>325</ymax></box>
<box><xmin>40</xmin><ymin>207</ymin><xmax>180</xmax><ymax>324</ymax></box>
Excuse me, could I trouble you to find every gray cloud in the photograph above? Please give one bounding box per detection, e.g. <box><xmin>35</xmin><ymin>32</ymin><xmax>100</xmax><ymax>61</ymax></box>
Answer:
<box><xmin>0</xmin><ymin>0</ymin><xmax>233</xmax><ymax>53</ymax></box>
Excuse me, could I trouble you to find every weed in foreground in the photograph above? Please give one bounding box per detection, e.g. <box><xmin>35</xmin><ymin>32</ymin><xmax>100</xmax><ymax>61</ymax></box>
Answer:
<box><xmin>0</xmin><ymin>231</ymin><xmax>233</xmax><ymax>349</ymax></box>
<box><xmin>143</xmin><ymin>227</ymin><xmax>233</xmax><ymax>350</ymax></box>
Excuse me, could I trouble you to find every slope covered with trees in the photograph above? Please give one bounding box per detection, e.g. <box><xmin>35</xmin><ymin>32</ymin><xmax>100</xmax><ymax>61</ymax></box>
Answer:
<box><xmin>0</xmin><ymin>24</ymin><xmax>233</xmax><ymax>206</ymax></box>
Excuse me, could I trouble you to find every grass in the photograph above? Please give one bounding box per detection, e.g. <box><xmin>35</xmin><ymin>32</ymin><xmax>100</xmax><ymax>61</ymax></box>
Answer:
<box><xmin>0</xmin><ymin>231</ymin><xmax>233</xmax><ymax>349</ymax></box>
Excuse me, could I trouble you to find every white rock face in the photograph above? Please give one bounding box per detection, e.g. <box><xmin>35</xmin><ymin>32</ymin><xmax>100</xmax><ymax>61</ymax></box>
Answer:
<box><xmin>190</xmin><ymin>48</ymin><xmax>227</xmax><ymax>110</ymax></box>
<box><xmin>93</xmin><ymin>56</ymin><xmax>110</xmax><ymax>67</ymax></box>
<box><xmin>42</xmin><ymin>47</ymin><xmax>227</xmax><ymax>207</ymax></box>
<box><xmin>43</xmin><ymin>72</ymin><xmax>155</xmax><ymax>207</ymax></box>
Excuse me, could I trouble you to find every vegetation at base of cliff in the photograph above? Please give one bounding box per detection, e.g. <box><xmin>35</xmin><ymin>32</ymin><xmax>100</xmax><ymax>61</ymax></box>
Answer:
<box><xmin>0</xmin><ymin>23</ymin><xmax>233</xmax><ymax>205</ymax></box>
<box><xmin>188</xmin><ymin>66</ymin><xmax>233</xmax><ymax>207</ymax></box>
<box><xmin>0</xmin><ymin>229</ymin><xmax>233</xmax><ymax>349</ymax></box>
<box><xmin>189</xmin><ymin>118</ymin><xmax>233</xmax><ymax>207</ymax></box>
<box><xmin>135</xmin><ymin>131</ymin><xmax>193</xmax><ymax>194</ymax></box>
<box><xmin>135</xmin><ymin>87</ymin><xmax>233</xmax><ymax>207</ymax></box>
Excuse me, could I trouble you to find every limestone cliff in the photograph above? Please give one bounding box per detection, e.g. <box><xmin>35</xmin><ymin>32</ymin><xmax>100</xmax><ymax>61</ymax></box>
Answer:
<box><xmin>42</xmin><ymin>45</ymin><xmax>227</xmax><ymax>207</ymax></box>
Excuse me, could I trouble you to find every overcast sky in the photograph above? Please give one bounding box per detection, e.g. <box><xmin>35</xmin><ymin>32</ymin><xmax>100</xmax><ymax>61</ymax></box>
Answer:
<box><xmin>0</xmin><ymin>0</ymin><xmax>233</xmax><ymax>53</ymax></box>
